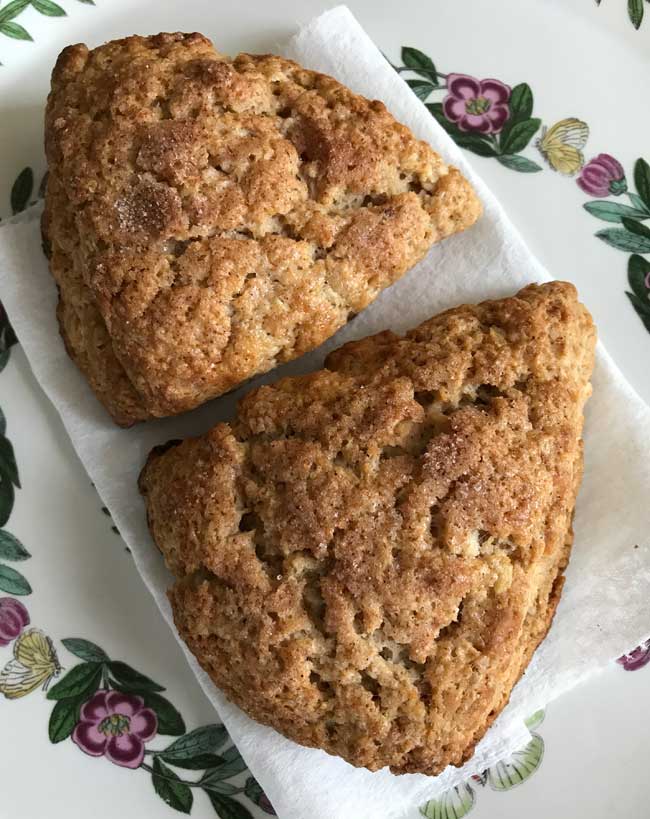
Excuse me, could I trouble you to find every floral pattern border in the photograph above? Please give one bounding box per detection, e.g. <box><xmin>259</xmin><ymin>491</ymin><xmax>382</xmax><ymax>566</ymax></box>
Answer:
<box><xmin>390</xmin><ymin>47</ymin><xmax>650</xmax><ymax>337</ymax></box>
<box><xmin>4</xmin><ymin>140</ymin><xmax>650</xmax><ymax>812</ymax></box>
<box><xmin>0</xmin><ymin>0</ymin><xmax>93</xmax><ymax>60</ymax></box>
<box><xmin>0</xmin><ymin>0</ymin><xmax>649</xmax><ymax>812</ymax></box>
<box><xmin>596</xmin><ymin>0</ymin><xmax>650</xmax><ymax>30</ymax></box>
<box><xmin>0</xmin><ymin>174</ymin><xmax>274</xmax><ymax>819</ymax></box>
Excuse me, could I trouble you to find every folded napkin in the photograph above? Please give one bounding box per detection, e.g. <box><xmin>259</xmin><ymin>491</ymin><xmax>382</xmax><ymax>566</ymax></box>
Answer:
<box><xmin>1</xmin><ymin>6</ymin><xmax>650</xmax><ymax>818</ymax></box>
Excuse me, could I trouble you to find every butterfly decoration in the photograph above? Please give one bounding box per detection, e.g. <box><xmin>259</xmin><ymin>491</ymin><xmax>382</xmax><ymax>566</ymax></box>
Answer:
<box><xmin>0</xmin><ymin>628</ymin><xmax>61</xmax><ymax>698</ymax></box>
<box><xmin>536</xmin><ymin>118</ymin><xmax>590</xmax><ymax>175</ymax></box>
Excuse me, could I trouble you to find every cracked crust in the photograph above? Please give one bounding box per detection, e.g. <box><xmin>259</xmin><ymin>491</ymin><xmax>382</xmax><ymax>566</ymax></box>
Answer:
<box><xmin>139</xmin><ymin>282</ymin><xmax>596</xmax><ymax>774</ymax></box>
<box><xmin>43</xmin><ymin>32</ymin><xmax>482</xmax><ymax>426</ymax></box>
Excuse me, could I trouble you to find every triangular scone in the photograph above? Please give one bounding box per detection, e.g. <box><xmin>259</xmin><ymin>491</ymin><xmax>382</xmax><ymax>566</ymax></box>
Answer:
<box><xmin>43</xmin><ymin>32</ymin><xmax>481</xmax><ymax>427</ymax></box>
<box><xmin>139</xmin><ymin>282</ymin><xmax>596</xmax><ymax>775</ymax></box>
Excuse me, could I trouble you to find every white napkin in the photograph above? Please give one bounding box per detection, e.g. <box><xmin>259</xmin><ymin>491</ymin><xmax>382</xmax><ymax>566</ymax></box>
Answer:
<box><xmin>1</xmin><ymin>6</ymin><xmax>650</xmax><ymax>818</ymax></box>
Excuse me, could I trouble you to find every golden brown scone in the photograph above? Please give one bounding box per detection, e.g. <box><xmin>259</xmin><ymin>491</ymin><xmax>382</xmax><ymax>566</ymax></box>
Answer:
<box><xmin>139</xmin><ymin>281</ymin><xmax>596</xmax><ymax>774</ymax></box>
<box><xmin>43</xmin><ymin>32</ymin><xmax>481</xmax><ymax>426</ymax></box>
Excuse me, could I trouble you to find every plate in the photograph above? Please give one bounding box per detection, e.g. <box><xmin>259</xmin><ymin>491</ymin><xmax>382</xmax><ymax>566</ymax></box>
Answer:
<box><xmin>0</xmin><ymin>1</ymin><xmax>649</xmax><ymax>817</ymax></box>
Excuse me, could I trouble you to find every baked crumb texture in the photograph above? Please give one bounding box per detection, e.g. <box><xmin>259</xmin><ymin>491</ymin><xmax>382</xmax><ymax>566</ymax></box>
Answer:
<box><xmin>139</xmin><ymin>281</ymin><xmax>596</xmax><ymax>775</ymax></box>
<box><xmin>43</xmin><ymin>32</ymin><xmax>481</xmax><ymax>426</ymax></box>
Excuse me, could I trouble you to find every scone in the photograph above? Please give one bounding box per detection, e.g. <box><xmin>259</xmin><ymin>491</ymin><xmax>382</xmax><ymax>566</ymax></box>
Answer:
<box><xmin>139</xmin><ymin>281</ymin><xmax>596</xmax><ymax>775</ymax></box>
<box><xmin>42</xmin><ymin>32</ymin><xmax>481</xmax><ymax>427</ymax></box>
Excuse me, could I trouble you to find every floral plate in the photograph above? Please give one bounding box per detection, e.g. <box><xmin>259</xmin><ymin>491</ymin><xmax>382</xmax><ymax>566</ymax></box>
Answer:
<box><xmin>0</xmin><ymin>1</ymin><xmax>649</xmax><ymax>817</ymax></box>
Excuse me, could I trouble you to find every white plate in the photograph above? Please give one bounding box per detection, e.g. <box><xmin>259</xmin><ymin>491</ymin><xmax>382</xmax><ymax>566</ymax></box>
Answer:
<box><xmin>0</xmin><ymin>2</ymin><xmax>649</xmax><ymax>818</ymax></box>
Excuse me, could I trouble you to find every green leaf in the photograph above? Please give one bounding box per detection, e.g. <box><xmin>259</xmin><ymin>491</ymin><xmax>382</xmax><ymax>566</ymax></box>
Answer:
<box><xmin>583</xmin><ymin>200</ymin><xmax>650</xmax><ymax>223</ymax></box>
<box><xmin>108</xmin><ymin>660</ymin><xmax>165</xmax><ymax>693</ymax></box>
<box><xmin>0</xmin><ymin>530</ymin><xmax>30</xmax><ymax>561</ymax></box>
<box><xmin>0</xmin><ymin>436</ymin><xmax>20</xmax><ymax>488</ymax></box>
<box><xmin>628</xmin><ymin>254</ymin><xmax>650</xmax><ymax>303</ymax></box>
<box><xmin>152</xmin><ymin>757</ymin><xmax>193</xmax><ymax>814</ymax></box>
<box><xmin>0</xmin><ymin>563</ymin><xmax>31</xmax><ymax>595</ymax></box>
<box><xmin>0</xmin><ymin>317</ymin><xmax>18</xmax><ymax>355</ymax></box>
<box><xmin>0</xmin><ymin>481</ymin><xmax>14</xmax><ymax>527</ymax></box>
<box><xmin>0</xmin><ymin>408</ymin><xmax>5</xmax><ymax>437</ymax></box>
<box><xmin>161</xmin><ymin>725</ymin><xmax>228</xmax><ymax>761</ymax></box>
<box><xmin>626</xmin><ymin>291</ymin><xmax>650</xmax><ymax>332</ymax></box>
<box><xmin>1</xmin><ymin>323</ymin><xmax>17</xmax><ymax>347</ymax></box>
<box><xmin>205</xmin><ymin>793</ymin><xmax>254</xmax><ymax>819</ymax></box>
<box><xmin>76</xmin><ymin>0</ymin><xmax>95</xmax><ymax>4</ymax></box>
<box><xmin>524</xmin><ymin>708</ymin><xmax>545</xmax><ymax>731</ymax></box>
<box><xmin>627</xmin><ymin>289</ymin><xmax>650</xmax><ymax>315</ymax></box>
<box><xmin>46</xmin><ymin>662</ymin><xmax>102</xmax><ymax>700</ymax></box>
<box><xmin>10</xmin><ymin>167</ymin><xmax>34</xmax><ymax>215</ymax></box>
<box><xmin>497</xmin><ymin>154</ymin><xmax>543</xmax><ymax>173</ymax></box>
<box><xmin>200</xmin><ymin>745</ymin><xmax>249</xmax><ymax>782</ymax></box>
<box><xmin>401</xmin><ymin>47</ymin><xmax>437</xmax><ymax>82</ymax></box>
<box><xmin>61</xmin><ymin>638</ymin><xmax>109</xmax><ymax>663</ymax></box>
<box><xmin>244</xmin><ymin>777</ymin><xmax>264</xmax><ymax>804</ymax></box>
<box><xmin>498</xmin><ymin>85</ymin><xmax>536</xmax><ymax>152</ymax></box>
<box><xmin>419</xmin><ymin>784</ymin><xmax>475</xmax><ymax>819</ymax></box>
<box><xmin>426</xmin><ymin>101</ymin><xmax>450</xmax><ymax>124</ymax></box>
<box><xmin>634</xmin><ymin>158</ymin><xmax>650</xmax><ymax>210</ymax></box>
<box><xmin>49</xmin><ymin>697</ymin><xmax>82</xmax><ymax>743</ymax></box>
<box><xmin>0</xmin><ymin>21</ymin><xmax>32</xmax><ymax>41</ymax></box>
<box><xmin>622</xmin><ymin>216</ymin><xmax>650</xmax><ymax>239</ymax></box>
<box><xmin>596</xmin><ymin>227</ymin><xmax>650</xmax><ymax>253</ymax></box>
<box><xmin>0</xmin><ymin>351</ymin><xmax>9</xmax><ymax>374</ymax></box>
<box><xmin>31</xmin><ymin>0</ymin><xmax>66</xmax><ymax>15</ymax></box>
<box><xmin>0</xmin><ymin>0</ymin><xmax>30</xmax><ymax>24</ymax></box>
<box><xmin>628</xmin><ymin>0</ymin><xmax>644</xmax><ymax>28</ymax></box>
<box><xmin>406</xmin><ymin>79</ymin><xmax>434</xmax><ymax>102</ymax></box>
<box><xmin>628</xmin><ymin>191</ymin><xmax>650</xmax><ymax>213</ymax></box>
<box><xmin>456</xmin><ymin>134</ymin><xmax>499</xmax><ymax>157</ymax></box>
<box><xmin>629</xmin><ymin>253</ymin><xmax>650</xmax><ymax>274</ymax></box>
<box><xmin>201</xmin><ymin>780</ymin><xmax>239</xmax><ymax>796</ymax></box>
<box><xmin>140</xmin><ymin>691</ymin><xmax>186</xmax><ymax>736</ymax></box>
<box><xmin>487</xmin><ymin>733</ymin><xmax>544</xmax><ymax>790</ymax></box>
<box><xmin>500</xmin><ymin>117</ymin><xmax>542</xmax><ymax>155</ymax></box>
<box><xmin>164</xmin><ymin>753</ymin><xmax>225</xmax><ymax>771</ymax></box>
<box><xmin>509</xmin><ymin>83</ymin><xmax>534</xmax><ymax>121</ymax></box>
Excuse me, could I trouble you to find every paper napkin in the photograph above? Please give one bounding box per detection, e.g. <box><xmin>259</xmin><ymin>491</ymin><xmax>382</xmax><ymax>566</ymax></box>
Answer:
<box><xmin>1</xmin><ymin>7</ymin><xmax>650</xmax><ymax>818</ymax></box>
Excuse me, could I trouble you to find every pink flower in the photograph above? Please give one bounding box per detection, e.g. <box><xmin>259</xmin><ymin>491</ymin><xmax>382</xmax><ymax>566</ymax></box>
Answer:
<box><xmin>617</xmin><ymin>639</ymin><xmax>650</xmax><ymax>671</ymax></box>
<box><xmin>577</xmin><ymin>153</ymin><xmax>627</xmax><ymax>197</ymax></box>
<box><xmin>443</xmin><ymin>74</ymin><xmax>511</xmax><ymax>134</ymax></box>
<box><xmin>72</xmin><ymin>690</ymin><xmax>157</xmax><ymax>768</ymax></box>
<box><xmin>0</xmin><ymin>598</ymin><xmax>29</xmax><ymax>647</ymax></box>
